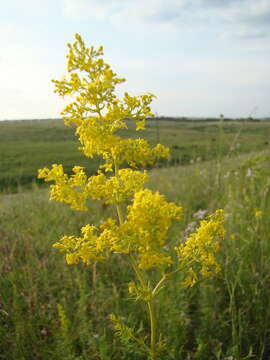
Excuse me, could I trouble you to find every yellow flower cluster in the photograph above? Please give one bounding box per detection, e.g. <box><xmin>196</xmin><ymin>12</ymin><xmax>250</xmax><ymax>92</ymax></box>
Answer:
<box><xmin>53</xmin><ymin>224</ymin><xmax>104</xmax><ymax>265</ymax></box>
<box><xmin>52</xmin><ymin>189</ymin><xmax>183</xmax><ymax>269</ymax></box>
<box><xmin>86</xmin><ymin>169</ymin><xmax>148</xmax><ymax>204</ymax></box>
<box><xmin>38</xmin><ymin>164</ymin><xmax>88</xmax><ymax>211</ymax></box>
<box><xmin>175</xmin><ymin>209</ymin><xmax>225</xmax><ymax>286</ymax></box>
<box><xmin>38</xmin><ymin>165</ymin><xmax>149</xmax><ymax>209</ymax></box>
<box><xmin>99</xmin><ymin>189</ymin><xmax>183</xmax><ymax>269</ymax></box>
<box><xmin>51</xmin><ymin>33</ymin><xmax>168</xmax><ymax>171</ymax></box>
<box><xmin>39</xmin><ymin>34</ymin><xmax>224</xmax><ymax>288</ymax></box>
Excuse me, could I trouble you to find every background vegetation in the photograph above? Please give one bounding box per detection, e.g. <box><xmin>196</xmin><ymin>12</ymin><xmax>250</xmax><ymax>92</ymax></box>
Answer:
<box><xmin>1</xmin><ymin>118</ymin><xmax>270</xmax><ymax>359</ymax></box>
<box><xmin>1</xmin><ymin>117</ymin><xmax>270</xmax><ymax>191</ymax></box>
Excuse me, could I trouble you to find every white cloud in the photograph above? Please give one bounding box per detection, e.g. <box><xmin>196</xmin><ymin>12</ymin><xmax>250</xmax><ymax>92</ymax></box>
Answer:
<box><xmin>63</xmin><ymin>0</ymin><xmax>270</xmax><ymax>38</ymax></box>
<box><xmin>63</xmin><ymin>0</ymin><xmax>191</xmax><ymax>24</ymax></box>
<box><xmin>221</xmin><ymin>0</ymin><xmax>270</xmax><ymax>25</ymax></box>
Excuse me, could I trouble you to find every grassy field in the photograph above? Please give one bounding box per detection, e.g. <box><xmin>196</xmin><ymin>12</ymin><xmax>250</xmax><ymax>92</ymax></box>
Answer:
<box><xmin>1</xmin><ymin>119</ymin><xmax>270</xmax><ymax>359</ymax></box>
<box><xmin>1</xmin><ymin>117</ymin><xmax>270</xmax><ymax>191</ymax></box>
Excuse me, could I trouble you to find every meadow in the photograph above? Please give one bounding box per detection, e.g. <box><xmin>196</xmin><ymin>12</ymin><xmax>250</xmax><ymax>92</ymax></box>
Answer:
<box><xmin>1</xmin><ymin>118</ymin><xmax>270</xmax><ymax>359</ymax></box>
<box><xmin>1</xmin><ymin>117</ymin><xmax>270</xmax><ymax>191</ymax></box>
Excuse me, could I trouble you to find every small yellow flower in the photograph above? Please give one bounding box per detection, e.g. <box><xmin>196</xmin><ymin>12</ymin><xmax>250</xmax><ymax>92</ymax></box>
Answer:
<box><xmin>255</xmin><ymin>209</ymin><xmax>263</xmax><ymax>219</ymax></box>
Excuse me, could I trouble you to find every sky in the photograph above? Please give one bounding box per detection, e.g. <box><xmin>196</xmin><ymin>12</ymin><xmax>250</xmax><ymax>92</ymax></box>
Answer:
<box><xmin>1</xmin><ymin>0</ymin><xmax>270</xmax><ymax>120</ymax></box>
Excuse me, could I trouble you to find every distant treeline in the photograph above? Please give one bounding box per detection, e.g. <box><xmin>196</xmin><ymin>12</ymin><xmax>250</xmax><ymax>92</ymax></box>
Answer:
<box><xmin>2</xmin><ymin>116</ymin><xmax>270</xmax><ymax>123</ymax></box>
<box><xmin>151</xmin><ymin>116</ymin><xmax>270</xmax><ymax>122</ymax></box>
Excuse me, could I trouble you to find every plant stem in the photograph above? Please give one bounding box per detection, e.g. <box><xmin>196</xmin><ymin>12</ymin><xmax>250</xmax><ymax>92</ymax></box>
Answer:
<box><xmin>128</xmin><ymin>255</ymin><xmax>158</xmax><ymax>360</ymax></box>
<box><xmin>152</xmin><ymin>263</ymin><xmax>190</xmax><ymax>297</ymax></box>
<box><xmin>116</xmin><ymin>203</ymin><xmax>124</xmax><ymax>225</ymax></box>
<box><xmin>128</xmin><ymin>254</ymin><xmax>146</xmax><ymax>288</ymax></box>
<box><xmin>148</xmin><ymin>298</ymin><xmax>157</xmax><ymax>360</ymax></box>
<box><xmin>114</xmin><ymin>159</ymin><xmax>124</xmax><ymax>225</ymax></box>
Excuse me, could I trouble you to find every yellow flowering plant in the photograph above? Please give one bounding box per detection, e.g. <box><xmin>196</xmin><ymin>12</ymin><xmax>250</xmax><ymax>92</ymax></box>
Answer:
<box><xmin>38</xmin><ymin>34</ymin><xmax>225</xmax><ymax>359</ymax></box>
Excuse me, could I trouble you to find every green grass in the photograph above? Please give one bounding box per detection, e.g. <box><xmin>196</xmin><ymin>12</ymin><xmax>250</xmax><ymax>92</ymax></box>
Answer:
<box><xmin>1</xmin><ymin>147</ymin><xmax>270</xmax><ymax>359</ymax></box>
<box><xmin>1</xmin><ymin>118</ymin><xmax>270</xmax><ymax>191</ymax></box>
<box><xmin>1</xmin><ymin>118</ymin><xmax>270</xmax><ymax>358</ymax></box>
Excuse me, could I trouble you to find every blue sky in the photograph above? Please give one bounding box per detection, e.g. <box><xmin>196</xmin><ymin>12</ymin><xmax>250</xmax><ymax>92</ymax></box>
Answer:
<box><xmin>1</xmin><ymin>0</ymin><xmax>270</xmax><ymax>119</ymax></box>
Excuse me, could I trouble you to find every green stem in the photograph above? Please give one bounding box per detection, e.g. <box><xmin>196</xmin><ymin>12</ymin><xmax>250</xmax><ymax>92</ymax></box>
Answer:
<box><xmin>152</xmin><ymin>263</ymin><xmax>190</xmax><ymax>297</ymax></box>
<box><xmin>148</xmin><ymin>299</ymin><xmax>157</xmax><ymax>360</ymax></box>
<box><xmin>128</xmin><ymin>254</ymin><xmax>158</xmax><ymax>360</ymax></box>
<box><xmin>152</xmin><ymin>275</ymin><xmax>167</xmax><ymax>297</ymax></box>
<box><xmin>113</xmin><ymin>159</ymin><xmax>124</xmax><ymax>225</ymax></box>
<box><xmin>116</xmin><ymin>203</ymin><xmax>124</xmax><ymax>225</ymax></box>
<box><xmin>128</xmin><ymin>254</ymin><xmax>146</xmax><ymax>288</ymax></box>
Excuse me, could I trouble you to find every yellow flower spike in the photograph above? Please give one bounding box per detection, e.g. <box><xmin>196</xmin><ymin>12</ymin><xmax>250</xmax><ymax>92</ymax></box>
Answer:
<box><xmin>176</xmin><ymin>209</ymin><xmax>225</xmax><ymax>285</ymax></box>
<box><xmin>38</xmin><ymin>34</ymin><xmax>225</xmax><ymax>359</ymax></box>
